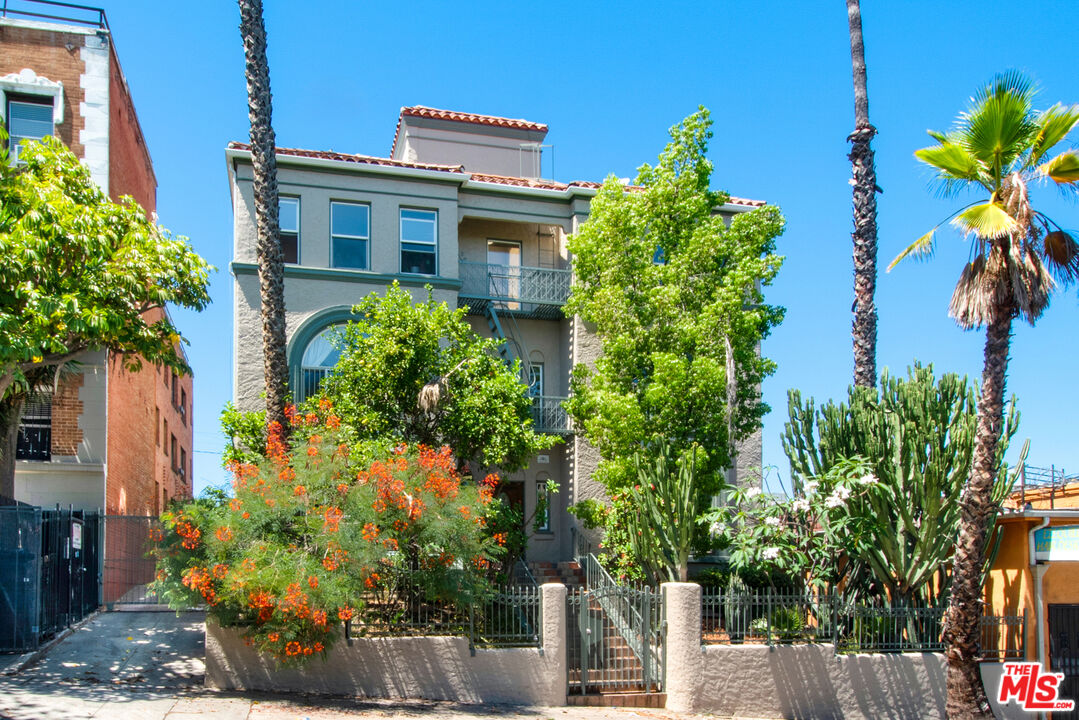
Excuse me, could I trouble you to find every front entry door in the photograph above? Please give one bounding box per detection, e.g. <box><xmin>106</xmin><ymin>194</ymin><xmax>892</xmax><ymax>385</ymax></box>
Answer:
<box><xmin>1049</xmin><ymin>604</ymin><xmax>1079</xmax><ymax>717</ymax></box>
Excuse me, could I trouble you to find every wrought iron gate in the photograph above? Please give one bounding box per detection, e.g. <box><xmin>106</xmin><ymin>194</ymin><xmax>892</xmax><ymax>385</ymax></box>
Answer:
<box><xmin>567</xmin><ymin>556</ymin><xmax>664</xmax><ymax>695</ymax></box>
<box><xmin>103</xmin><ymin>515</ymin><xmax>168</xmax><ymax>608</ymax></box>
<box><xmin>1049</xmin><ymin>604</ymin><xmax>1079</xmax><ymax>718</ymax></box>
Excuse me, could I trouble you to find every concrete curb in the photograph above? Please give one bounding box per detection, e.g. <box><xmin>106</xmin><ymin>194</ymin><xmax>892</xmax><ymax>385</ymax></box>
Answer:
<box><xmin>1</xmin><ymin>608</ymin><xmax>101</xmax><ymax>676</ymax></box>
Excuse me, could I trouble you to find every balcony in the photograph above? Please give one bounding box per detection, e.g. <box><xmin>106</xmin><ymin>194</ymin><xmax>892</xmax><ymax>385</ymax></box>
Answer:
<box><xmin>531</xmin><ymin>396</ymin><xmax>570</xmax><ymax>434</ymax></box>
<box><xmin>458</xmin><ymin>262</ymin><xmax>571</xmax><ymax>319</ymax></box>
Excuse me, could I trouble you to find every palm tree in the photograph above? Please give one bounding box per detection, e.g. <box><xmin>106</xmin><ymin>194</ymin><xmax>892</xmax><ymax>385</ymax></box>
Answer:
<box><xmin>891</xmin><ymin>72</ymin><xmax>1079</xmax><ymax>719</ymax></box>
<box><xmin>846</xmin><ymin>0</ymin><xmax>880</xmax><ymax>389</ymax></box>
<box><xmin>238</xmin><ymin>0</ymin><xmax>289</xmax><ymax>435</ymax></box>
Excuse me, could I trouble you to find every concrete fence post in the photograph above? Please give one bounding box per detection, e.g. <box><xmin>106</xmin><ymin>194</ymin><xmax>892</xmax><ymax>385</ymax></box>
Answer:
<box><xmin>662</xmin><ymin>581</ymin><xmax>702</xmax><ymax>712</ymax></box>
<box><xmin>541</xmin><ymin>583</ymin><xmax>567</xmax><ymax>706</ymax></box>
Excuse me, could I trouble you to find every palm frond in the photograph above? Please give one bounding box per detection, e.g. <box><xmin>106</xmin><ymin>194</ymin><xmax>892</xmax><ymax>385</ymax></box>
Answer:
<box><xmin>949</xmin><ymin>256</ymin><xmax>992</xmax><ymax>329</ymax></box>
<box><xmin>1042</xmin><ymin>230</ymin><xmax>1079</xmax><ymax>284</ymax></box>
<box><xmin>1038</xmin><ymin>151</ymin><xmax>1079</xmax><ymax>184</ymax></box>
<box><xmin>952</xmin><ymin>202</ymin><xmax>1018</xmax><ymax>239</ymax></box>
<box><xmin>887</xmin><ymin>228</ymin><xmax>937</xmax><ymax>271</ymax></box>
<box><xmin>1030</xmin><ymin>104</ymin><xmax>1079</xmax><ymax>165</ymax></box>
<box><xmin>915</xmin><ymin>142</ymin><xmax>985</xmax><ymax>186</ymax></box>
<box><xmin>958</xmin><ymin>72</ymin><xmax>1038</xmax><ymax>177</ymax></box>
<box><xmin>1010</xmin><ymin>249</ymin><xmax>1053</xmax><ymax>324</ymax></box>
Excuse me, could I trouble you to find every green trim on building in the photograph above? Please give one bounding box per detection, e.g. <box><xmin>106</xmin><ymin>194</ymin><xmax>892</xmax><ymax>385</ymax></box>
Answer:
<box><xmin>231</xmin><ymin>262</ymin><xmax>463</xmax><ymax>291</ymax></box>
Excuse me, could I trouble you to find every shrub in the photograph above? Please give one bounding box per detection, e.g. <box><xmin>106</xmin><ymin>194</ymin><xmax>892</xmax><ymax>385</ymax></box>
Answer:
<box><xmin>151</xmin><ymin>402</ymin><xmax>506</xmax><ymax>663</ymax></box>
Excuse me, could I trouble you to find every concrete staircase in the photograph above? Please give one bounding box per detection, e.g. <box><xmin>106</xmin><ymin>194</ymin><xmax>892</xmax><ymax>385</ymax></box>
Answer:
<box><xmin>528</xmin><ymin>560</ymin><xmax>585</xmax><ymax>588</ymax></box>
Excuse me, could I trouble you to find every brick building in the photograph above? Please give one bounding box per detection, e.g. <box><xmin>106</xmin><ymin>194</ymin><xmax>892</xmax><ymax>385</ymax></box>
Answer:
<box><xmin>1</xmin><ymin>1</ymin><xmax>193</xmax><ymax>515</ymax></box>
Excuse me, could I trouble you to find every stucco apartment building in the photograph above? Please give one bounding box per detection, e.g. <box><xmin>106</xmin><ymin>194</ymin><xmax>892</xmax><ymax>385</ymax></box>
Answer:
<box><xmin>229</xmin><ymin>106</ymin><xmax>762</xmax><ymax>563</ymax></box>
<box><xmin>1</xmin><ymin>1</ymin><xmax>192</xmax><ymax>515</ymax></box>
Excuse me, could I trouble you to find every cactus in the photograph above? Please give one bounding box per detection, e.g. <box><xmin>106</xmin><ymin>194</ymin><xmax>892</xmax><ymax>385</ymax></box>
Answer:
<box><xmin>782</xmin><ymin>364</ymin><xmax>1024</xmax><ymax>605</ymax></box>
<box><xmin>623</xmin><ymin>442</ymin><xmax>705</xmax><ymax>584</ymax></box>
<box><xmin>725</xmin><ymin>574</ymin><xmax>748</xmax><ymax>643</ymax></box>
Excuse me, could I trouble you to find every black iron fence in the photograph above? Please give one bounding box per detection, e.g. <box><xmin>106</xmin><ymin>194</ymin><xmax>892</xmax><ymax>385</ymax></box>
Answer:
<box><xmin>701</xmin><ymin>588</ymin><xmax>1025</xmax><ymax>658</ymax></box>
<box><xmin>0</xmin><ymin>503</ymin><xmax>101</xmax><ymax>652</ymax></box>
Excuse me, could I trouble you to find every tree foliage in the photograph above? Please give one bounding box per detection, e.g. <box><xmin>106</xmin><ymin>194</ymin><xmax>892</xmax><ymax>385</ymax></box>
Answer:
<box><xmin>153</xmin><ymin>403</ymin><xmax>506</xmax><ymax>663</ymax></box>
<box><xmin>314</xmin><ymin>283</ymin><xmax>557</xmax><ymax>473</ymax></box>
<box><xmin>0</xmin><ymin>136</ymin><xmax>211</xmax><ymax>397</ymax></box>
<box><xmin>565</xmin><ymin>107</ymin><xmax>784</xmax><ymax>518</ymax></box>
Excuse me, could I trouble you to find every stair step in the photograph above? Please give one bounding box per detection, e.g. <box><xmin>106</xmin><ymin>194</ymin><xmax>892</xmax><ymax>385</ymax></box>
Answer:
<box><xmin>567</xmin><ymin>693</ymin><xmax>666</xmax><ymax>708</ymax></box>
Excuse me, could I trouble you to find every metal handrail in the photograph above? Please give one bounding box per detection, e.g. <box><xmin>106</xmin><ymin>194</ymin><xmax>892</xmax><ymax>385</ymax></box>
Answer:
<box><xmin>1</xmin><ymin>0</ymin><xmax>109</xmax><ymax>30</ymax></box>
<box><xmin>530</xmin><ymin>395</ymin><xmax>570</xmax><ymax>433</ymax></box>
<box><xmin>459</xmin><ymin>261</ymin><xmax>571</xmax><ymax>306</ymax></box>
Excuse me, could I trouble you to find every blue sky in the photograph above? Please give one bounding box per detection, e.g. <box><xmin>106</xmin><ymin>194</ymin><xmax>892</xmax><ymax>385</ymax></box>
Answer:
<box><xmin>94</xmin><ymin>1</ymin><xmax>1079</xmax><ymax>495</ymax></box>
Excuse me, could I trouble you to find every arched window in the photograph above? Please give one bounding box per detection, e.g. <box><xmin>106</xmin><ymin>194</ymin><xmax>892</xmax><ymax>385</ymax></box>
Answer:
<box><xmin>298</xmin><ymin>324</ymin><xmax>344</xmax><ymax>402</ymax></box>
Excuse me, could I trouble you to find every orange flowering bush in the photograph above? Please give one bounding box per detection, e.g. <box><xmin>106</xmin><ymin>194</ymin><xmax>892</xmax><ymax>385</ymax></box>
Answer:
<box><xmin>151</xmin><ymin>403</ymin><xmax>503</xmax><ymax>664</ymax></box>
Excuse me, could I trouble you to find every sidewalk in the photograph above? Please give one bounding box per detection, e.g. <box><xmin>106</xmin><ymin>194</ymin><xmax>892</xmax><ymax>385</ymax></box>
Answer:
<box><xmin>0</xmin><ymin>611</ymin><xmax>757</xmax><ymax>720</ymax></box>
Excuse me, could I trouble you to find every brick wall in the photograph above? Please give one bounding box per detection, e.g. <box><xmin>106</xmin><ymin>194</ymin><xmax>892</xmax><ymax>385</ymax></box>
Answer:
<box><xmin>106</xmin><ymin>353</ymin><xmax>156</xmax><ymax>515</ymax></box>
<box><xmin>107</xmin><ymin>48</ymin><xmax>155</xmax><ymax>212</ymax></box>
<box><xmin>0</xmin><ymin>24</ymin><xmax>86</xmax><ymax>157</ymax></box>
<box><xmin>51</xmin><ymin>372</ymin><xmax>84</xmax><ymax>457</ymax></box>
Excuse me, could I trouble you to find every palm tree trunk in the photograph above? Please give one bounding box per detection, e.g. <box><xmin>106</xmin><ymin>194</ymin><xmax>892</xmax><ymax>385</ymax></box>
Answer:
<box><xmin>846</xmin><ymin>0</ymin><xmax>879</xmax><ymax>389</ymax></box>
<box><xmin>942</xmin><ymin>310</ymin><xmax>1011</xmax><ymax>720</ymax></box>
<box><xmin>238</xmin><ymin>0</ymin><xmax>289</xmax><ymax>435</ymax></box>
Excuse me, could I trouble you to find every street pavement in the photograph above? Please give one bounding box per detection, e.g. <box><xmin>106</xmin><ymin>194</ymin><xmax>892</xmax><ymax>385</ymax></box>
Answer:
<box><xmin>0</xmin><ymin>611</ymin><xmax>760</xmax><ymax>720</ymax></box>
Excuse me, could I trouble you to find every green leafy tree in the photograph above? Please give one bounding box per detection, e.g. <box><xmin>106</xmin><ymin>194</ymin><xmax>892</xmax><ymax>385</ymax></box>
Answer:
<box><xmin>565</xmin><ymin>108</ymin><xmax>784</xmax><ymax>554</ymax></box>
<box><xmin>0</xmin><ymin>136</ymin><xmax>211</xmax><ymax>495</ymax></box>
<box><xmin>889</xmin><ymin>73</ymin><xmax>1079</xmax><ymax>717</ymax></box>
<box><xmin>315</xmin><ymin>283</ymin><xmax>557</xmax><ymax>473</ymax></box>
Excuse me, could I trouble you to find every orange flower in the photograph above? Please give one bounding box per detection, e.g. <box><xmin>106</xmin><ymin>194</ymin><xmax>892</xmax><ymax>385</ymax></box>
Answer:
<box><xmin>278</xmin><ymin>466</ymin><xmax>296</xmax><ymax>482</ymax></box>
<box><xmin>229</xmin><ymin>498</ymin><xmax>242</xmax><ymax>511</ymax></box>
<box><xmin>313</xmin><ymin>641</ymin><xmax>324</xmax><ymax>652</ymax></box>
<box><xmin>285</xmin><ymin>641</ymin><xmax>302</xmax><ymax>656</ymax></box>
<box><xmin>322</xmin><ymin>556</ymin><xmax>338</xmax><ymax>571</ymax></box>
<box><xmin>307</xmin><ymin>446</ymin><xmax>319</xmax><ymax>457</ymax></box>
<box><xmin>148</xmin><ymin>527</ymin><xmax>164</xmax><ymax>542</ymax></box>
<box><xmin>155</xmin><ymin>569</ymin><xmax>167</xmax><ymax>581</ymax></box>
<box><xmin>361</xmin><ymin>522</ymin><xmax>379</xmax><ymax>542</ymax></box>
<box><xmin>267</xmin><ymin>632</ymin><xmax>280</xmax><ymax>642</ymax></box>
<box><xmin>212</xmin><ymin>564</ymin><xmax>229</xmax><ymax>579</ymax></box>
<box><xmin>305</xmin><ymin>413</ymin><xmax>318</xmax><ymax>425</ymax></box>
<box><xmin>242</xmin><ymin>511</ymin><xmax>251</xmax><ymax>519</ymax></box>
<box><xmin>312</xmin><ymin>609</ymin><xmax>327</xmax><ymax>627</ymax></box>
<box><xmin>303</xmin><ymin>646</ymin><xmax>313</xmax><ymax>656</ymax></box>
<box><xmin>241</xmin><ymin>558</ymin><xmax>256</xmax><ymax>572</ymax></box>
<box><xmin>319</xmin><ymin>397</ymin><xmax>333</xmax><ymax>412</ymax></box>
<box><xmin>293</xmin><ymin>484</ymin><xmax>307</xmax><ymax>496</ymax></box>
<box><xmin>336</xmin><ymin>483</ymin><xmax>349</xmax><ymax>494</ymax></box>
<box><xmin>308</xmin><ymin>575</ymin><xmax>319</xmax><ymax>589</ymax></box>
<box><xmin>337</xmin><ymin>605</ymin><xmax>354</xmax><ymax>622</ymax></box>
<box><xmin>326</xmin><ymin>415</ymin><xmax>341</xmax><ymax>430</ymax></box>
<box><xmin>215</xmin><ymin>527</ymin><xmax>233</xmax><ymax>542</ymax></box>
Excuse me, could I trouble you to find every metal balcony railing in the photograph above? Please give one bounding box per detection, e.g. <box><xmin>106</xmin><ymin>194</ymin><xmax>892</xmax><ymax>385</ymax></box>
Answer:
<box><xmin>459</xmin><ymin>262</ymin><xmax>571</xmax><ymax>307</ymax></box>
<box><xmin>1</xmin><ymin>0</ymin><xmax>109</xmax><ymax>30</ymax></box>
<box><xmin>531</xmin><ymin>395</ymin><xmax>570</xmax><ymax>434</ymax></box>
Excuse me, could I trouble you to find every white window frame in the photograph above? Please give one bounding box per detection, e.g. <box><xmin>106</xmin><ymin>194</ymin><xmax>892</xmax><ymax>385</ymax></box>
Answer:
<box><xmin>330</xmin><ymin>201</ymin><xmax>370</xmax><ymax>270</ymax></box>
<box><xmin>0</xmin><ymin>70</ymin><xmax>63</xmax><ymax>164</ymax></box>
<box><xmin>279</xmin><ymin>196</ymin><xmax>300</xmax><ymax>265</ymax></box>
<box><xmin>399</xmin><ymin>208</ymin><xmax>437</xmax><ymax>276</ymax></box>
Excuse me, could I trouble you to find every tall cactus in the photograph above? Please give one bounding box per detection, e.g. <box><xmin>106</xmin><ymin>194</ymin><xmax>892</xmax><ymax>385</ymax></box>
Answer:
<box><xmin>624</xmin><ymin>442</ymin><xmax>704</xmax><ymax>584</ymax></box>
<box><xmin>782</xmin><ymin>364</ymin><xmax>1023</xmax><ymax>604</ymax></box>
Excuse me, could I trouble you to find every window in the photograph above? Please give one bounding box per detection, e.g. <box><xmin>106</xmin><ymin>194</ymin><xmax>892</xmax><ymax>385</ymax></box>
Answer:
<box><xmin>527</xmin><ymin>362</ymin><xmax>544</xmax><ymax>399</ymax></box>
<box><xmin>16</xmin><ymin>394</ymin><xmax>51</xmax><ymax>461</ymax></box>
<box><xmin>331</xmin><ymin>201</ymin><xmax>370</xmax><ymax>269</ymax></box>
<box><xmin>180</xmin><ymin>448</ymin><xmax>187</xmax><ymax>480</ymax></box>
<box><xmin>6</xmin><ymin>96</ymin><xmax>53</xmax><ymax>163</ymax></box>
<box><xmin>163</xmin><ymin>420</ymin><xmax>169</xmax><ymax>456</ymax></box>
<box><xmin>280</xmin><ymin>196</ymin><xmax>299</xmax><ymax>264</ymax></box>
<box><xmin>535</xmin><ymin>476</ymin><xmax>552</xmax><ymax>532</ymax></box>
<box><xmin>488</xmin><ymin>239</ymin><xmax>521</xmax><ymax>310</ymax></box>
<box><xmin>299</xmin><ymin>324</ymin><xmax>345</xmax><ymax>402</ymax></box>
<box><xmin>179</xmin><ymin>388</ymin><xmax>188</xmax><ymax>426</ymax></box>
<box><xmin>154</xmin><ymin>407</ymin><xmax>160</xmax><ymax>446</ymax></box>
<box><xmin>170</xmin><ymin>435</ymin><xmax>178</xmax><ymax>471</ymax></box>
<box><xmin>171</xmin><ymin>371</ymin><xmax>178</xmax><ymax>407</ymax></box>
<box><xmin>400</xmin><ymin>209</ymin><xmax>437</xmax><ymax>275</ymax></box>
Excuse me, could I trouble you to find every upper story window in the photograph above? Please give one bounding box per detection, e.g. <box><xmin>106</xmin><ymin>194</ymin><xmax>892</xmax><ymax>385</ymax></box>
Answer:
<box><xmin>331</xmin><ymin>201</ymin><xmax>370</xmax><ymax>270</ymax></box>
<box><xmin>7</xmin><ymin>96</ymin><xmax>53</xmax><ymax>163</ymax></box>
<box><xmin>400</xmin><ymin>209</ymin><xmax>437</xmax><ymax>275</ymax></box>
<box><xmin>16</xmin><ymin>393</ymin><xmax>51</xmax><ymax>461</ymax></box>
<box><xmin>280</xmin><ymin>196</ymin><xmax>299</xmax><ymax>264</ymax></box>
<box><xmin>179</xmin><ymin>388</ymin><xmax>188</xmax><ymax>426</ymax></box>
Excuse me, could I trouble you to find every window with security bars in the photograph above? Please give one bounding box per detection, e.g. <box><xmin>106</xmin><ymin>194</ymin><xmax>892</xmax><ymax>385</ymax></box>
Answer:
<box><xmin>16</xmin><ymin>395</ymin><xmax>51</xmax><ymax>461</ymax></box>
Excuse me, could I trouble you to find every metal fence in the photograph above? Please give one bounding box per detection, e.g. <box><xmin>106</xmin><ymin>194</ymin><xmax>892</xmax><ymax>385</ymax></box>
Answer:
<box><xmin>0</xmin><ymin>503</ymin><xmax>101</xmax><ymax>653</ymax></box>
<box><xmin>701</xmin><ymin>589</ymin><xmax>1024</xmax><ymax>658</ymax></box>
<box><xmin>345</xmin><ymin>584</ymin><xmax>541</xmax><ymax>648</ymax></box>
<box><xmin>102</xmin><ymin>515</ymin><xmax>167</xmax><ymax>607</ymax></box>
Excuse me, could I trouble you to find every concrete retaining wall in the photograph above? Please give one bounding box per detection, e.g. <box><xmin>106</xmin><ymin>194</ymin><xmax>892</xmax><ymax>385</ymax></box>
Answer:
<box><xmin>664</xmin><ymin>582</ymin><xmax>1020</xmax><ymax>719</ymax></box>
<box><xmin>205</xmin><ymin>584</ymin><xmax>566</xmax><ymax>705</ymax></box>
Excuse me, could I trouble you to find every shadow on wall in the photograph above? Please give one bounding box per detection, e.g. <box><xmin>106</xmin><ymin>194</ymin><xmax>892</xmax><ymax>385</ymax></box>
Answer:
<box><xmin>206</xmin><ymin>624</ymin><xmax>561</xmax><ymax>705</ymax></box>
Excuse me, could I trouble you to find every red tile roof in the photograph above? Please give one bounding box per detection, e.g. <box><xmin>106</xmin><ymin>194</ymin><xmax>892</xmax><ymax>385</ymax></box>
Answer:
<box><xmin>227</xmin><ymin>142</ymin><xmax>765</xmax><ymax>206</ymax></box>
<box><xmin>391</xmin><ymin>106</ymin><xmax>548</xmax><ymax>158</ymax></box>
